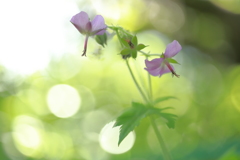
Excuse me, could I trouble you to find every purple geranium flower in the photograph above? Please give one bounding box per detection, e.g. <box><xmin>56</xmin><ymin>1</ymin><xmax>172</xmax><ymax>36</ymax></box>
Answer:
<box><xmin>70</xmin><ymin>11</ymin><xmax>107</xmax><ymax>56</ymax></box>
<box><xmin>145</xmin><ymin>40</ymin><xmax>182</xmax><ymax>77</ymax></box>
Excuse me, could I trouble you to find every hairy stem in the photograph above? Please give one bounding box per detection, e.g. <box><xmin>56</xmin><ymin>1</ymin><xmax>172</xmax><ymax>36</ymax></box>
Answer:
<box><xmin>147</xmin><ymin>59</ymin><xmax>153</xmax><ymax>101</ymax></box>
<box><xmin>139</xmin><ymin>50</ymin><xmax>162</xmax><ymax>57</ymax></box>
<box><xmin>112</xmin><ymin>28</ymin><xmax>173</xmax><ymax>160</ymax></box>
<box><xmin>116</xmin><ymin>29</ymin><xmax>124</xmax><ymax>47</ymax></box>
<box><xmin>125</xmin><ymin>60</ymin><xmax>149</xmax><ymax>103</ymax></box>
<box><xmin>126</xmin><ymin>58</ymin><xmax>172</xmax><ymax>160</ymax></box>
<box><xmin>149</xmin><ymin>116</ymin><xmax>172</xmax><ymax>160</ymax></box>
<box><xmin>144</xmin><ymin>53</ymin><xmax>172</xmax><ymax>160</ymax></box>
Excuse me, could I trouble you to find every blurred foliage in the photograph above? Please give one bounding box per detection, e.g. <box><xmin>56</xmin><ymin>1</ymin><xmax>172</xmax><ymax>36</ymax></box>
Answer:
<box><xmin>0</xmin><ymin>0</ymin><xmax>240</xmax><ymax>160</ymax></box>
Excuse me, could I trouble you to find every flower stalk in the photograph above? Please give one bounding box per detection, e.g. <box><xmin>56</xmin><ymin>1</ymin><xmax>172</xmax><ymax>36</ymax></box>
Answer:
<box><xmin>150</xmin><ymin>116</ymin><xmax>172</xmax><ymax>160</ymax></box>
<box><xmin>126</xmin><ymin>60</ymin><xmax>149</xmax><ymax>103</ymax></box>
<box><xmin>70</xmin><ymin>11</ymin><xmax>107</xmax><ymax>56</ymax></box>
<box><xmin>70</xmin><ymin>12</ymin><xmax>182</xmax><ymax>160</ymax></box>
<box><xmin>126</xmin><ymin>54</ymin><xmax>173</xmax><ymax>160</ymax></box>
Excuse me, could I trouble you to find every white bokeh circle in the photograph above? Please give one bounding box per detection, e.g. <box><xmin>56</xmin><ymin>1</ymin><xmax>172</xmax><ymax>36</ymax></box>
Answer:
<box><xmin>47</xmin><ymin>84</ymin><xmax>81</xmax><ymax>118</ymax></box>
<box><xmin>99</xmin><ymin>121</ymin><xmax>135</xmax><ymax>154</ymax></box>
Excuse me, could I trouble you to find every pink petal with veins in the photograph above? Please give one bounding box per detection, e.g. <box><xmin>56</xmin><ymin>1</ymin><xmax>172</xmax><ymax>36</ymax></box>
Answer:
<box><xmin>91</xmin><ymin>15</ymin><xmax>107</xmax><ymax>35</ymax></box>
<box><xmin>164</xmin><ymin>40</ymin><xmax>182</xmax><ymax>58</ymax></box>
<box><xmin>70</xmin><ymin>11</ymin><xmax>90</xmax><ymax>34</ymax></box>
<box><xmin>145</xmin><ymin>58</ymin><xmax>163</xmax><ymax>70</ymax></box>
<box><xmin>145</xmin><ymin>67</ymin><xmax>161</xmax><ymax>76</ymax></box>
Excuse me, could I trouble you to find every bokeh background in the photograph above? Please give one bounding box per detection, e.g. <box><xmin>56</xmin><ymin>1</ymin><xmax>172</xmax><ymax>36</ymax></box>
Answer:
<box><xmin>0</xmin><ymin>0</ymin><xmax>240</xmax><ymax>159</ymax></box>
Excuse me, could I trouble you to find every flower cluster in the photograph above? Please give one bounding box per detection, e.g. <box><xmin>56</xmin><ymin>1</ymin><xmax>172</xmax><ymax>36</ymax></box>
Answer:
<box><xmin>70</xmin><ymin>11</ymin><xmax>182</xmax><ymax>77</ymax></box>
<box><xmin>70</xmin><ymin>11</ymin><xmax>183</xmax><ymax>156</ymax></box>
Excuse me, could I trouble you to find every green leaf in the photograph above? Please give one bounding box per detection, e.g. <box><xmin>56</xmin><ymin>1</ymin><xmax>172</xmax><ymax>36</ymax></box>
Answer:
<box><xmin>167</xmin><ymin>58</ymin><xmax>180</xmax><ymax>64</ymax></box>
<box><xmin>114</xmin><ymin>102</ymin><xmax>149</xmax><ymax>146</ymax></box>
<box><xmin>120</xmin><ymin>48</ymin><xmax>132</xmax><ymax>55</ymax></box>
<box><xmin>154</xmin><ymin>96</ymin><xmax>177</xmax><ymax>104</ymax></box>
<box><xmin>158</xmin><ymin>106</ymin><xmax>175</xmax><ymax>111</ymax></box>
<box><xmin>131</xmin><ymin>35</ymin><xmax>138</xmax><ymax>46</ymax></box>
<box><xmin>114</xmin><ymin>101</ymin><xmax>178</xmax><ymax>145</ymax></box>
<box><xmin>136</xmin><ymin>44</ymin><xmax>147</xmax><ymax>51</ymax></box>
<box><xmin>158</xmin><ymin>112</ymin><xmax>177</xmax><ymax>128</ymax></box>
<box><xmin>131</xmin><ymin>50</ymin><xmax>137</xmax><ymax>59</ymax></box>
<box><xmin>149</xmin><ymin>108</ymin><xmax>177</xmax><ymax>129</ymax></box>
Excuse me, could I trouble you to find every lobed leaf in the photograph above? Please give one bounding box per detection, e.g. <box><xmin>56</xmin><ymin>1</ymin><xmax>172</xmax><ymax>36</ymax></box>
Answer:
<box><xmin>114</xmin><ymin>102</ymin><xmax>149</xmax><ymax>146</ymax></box>
<box><xmin>149</xmin><ymin>107</ymin><xmax>177</xmax><ymax>129</ymax></box>
<box><xmin>114</xmin><ymin>101</ymin><xmax>178</xmax><ymax>145</ymax></box>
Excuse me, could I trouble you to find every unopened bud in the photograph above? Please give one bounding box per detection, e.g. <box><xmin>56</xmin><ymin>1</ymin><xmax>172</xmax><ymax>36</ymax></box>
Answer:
<box><xmin>95</xmin><ymin>33</ymin><xmax>107</xmax><ymax>47</ymax></box>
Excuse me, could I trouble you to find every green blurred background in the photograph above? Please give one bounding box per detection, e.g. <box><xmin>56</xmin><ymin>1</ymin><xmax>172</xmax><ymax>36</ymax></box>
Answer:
<box><xmin>0</xmin><ymin>0</ymin><xmax>240</xmax><ymax>159</ymax></box>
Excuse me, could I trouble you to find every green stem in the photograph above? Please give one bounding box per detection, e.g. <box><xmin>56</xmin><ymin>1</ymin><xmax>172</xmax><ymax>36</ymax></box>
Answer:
<box><xmin>139</xmin><ymin>50</ymin><xmax>162</xmax><ymax>57</ymax></box>
<box><xmin>112</xmin><ymin>27</ymin><xmax>172</xmax><ymax>159</ymax></box>
<box><xmin>144</xmin><ymin>54</ymin><xmax>172</xmax><ymax>160</ymax></box>
<box><xmin>146</xmin><ymin>66</ymin><xmax>172</xmax><ymax>160</ymax></box>
<box><xmin>116</xmin><ymin>29</ymin><xmax>124</xmax><ymax>47</ymax></box>
<box><xmin>126</xmin><ymin>58</ymin><xmax>172</xmax><ymax>160</ymax></box>
<box><xmin>147</xmin><ymin>60</ymin><xmax>153</xmax><ymax>101</ymax></box>
<box><xmin>149</xmin><ymin>116</ymin><xmax>172</xmax><ymax>160</ymax></box>
<box><xmin>148</xmin><ymin>73</ymin><xmax>152</xmax><ymax>100</ymax></box>
<box><xmin>125</xmin><ymin>60</ymin><xmax>149</xmax><ymax>103</ymax></box>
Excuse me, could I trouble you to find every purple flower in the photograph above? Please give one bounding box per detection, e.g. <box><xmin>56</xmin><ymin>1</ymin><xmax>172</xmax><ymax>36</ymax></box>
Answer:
<box><xmin>70</xmin><ymin>11</ymin><xmax>107</xmax><ymax>56</ymax></box>
<box><xmin>145</xmin><ymin>40</ymin><xmax>182</xmax><ymax>77</ymax></box>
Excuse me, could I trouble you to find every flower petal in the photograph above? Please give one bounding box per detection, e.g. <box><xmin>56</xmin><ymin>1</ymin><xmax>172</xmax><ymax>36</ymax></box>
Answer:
<box><xmin>95</xmin><ymin>29</ymin><xmax>106</xmax><ymax>35</ymax></box>
<box><xmin>145</xmin><ymin>60</ymin><xmax>173</xmax><ymax>77</ymax></box>
<box><xmin>91</xmin><ymin>15</ymin><xmax>107</xmax><ymax>35</ymax></box>
<box><xmin>145</xmin><ymin>58</ymin><xmax>164</xmax><ymax>70</ymax></box>
<box><xmin>159</xmin><ymin>63</ymin><xmax>173</xmax><ymax>76</ymax></box>
<box><xmin>145</xmin><ymin>67</ymin><xmax>162</xmax><ymax>76</ymax></box>
<box><xmin>164</xmin><ymin>40</ymin><xmax>182</xmax><ymax>58</ymax></box>
<box><xmin>70</xmin><ymin>11</ymin><xmax>90</xmax><ymax>34</ymax></box>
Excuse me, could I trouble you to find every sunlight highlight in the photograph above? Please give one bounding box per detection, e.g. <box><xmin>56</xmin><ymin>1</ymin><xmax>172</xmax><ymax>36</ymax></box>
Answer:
<box><xmin>91</xmin><ymin>0</ymin><xmax>146</xmax><ymax>31</ymax></box>
<box><xmin>47</xmin><ymin>84</ymin><xmax>81</xmax><ymax>118</ymax></box>
<box><xmin>148</xmin><ymin>0</ymin><xmax>185</xmax><ymax>33</ymax></box>
<box><xmin>13</xmin><ymin>124</ymin><xmax>40</xmax><ymax>148</ymax></box>
<box><xmin>12</xmin><ymin>115</ymin><xmax>43</xmax><ymax>156</ymax></box>
<box><xmin>0</xmin><ymin>0</ymin><xmax>79</xmax><ymax>74</ymax></box>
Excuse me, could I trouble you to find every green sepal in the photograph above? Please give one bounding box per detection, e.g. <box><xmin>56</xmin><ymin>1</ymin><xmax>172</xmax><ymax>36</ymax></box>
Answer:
<box><xmin>131</xmin><ymin>50</ymin><xmax>137</xmax><ymax>59</ymax></box>
<box><xmin>167</xmin><ymin>58</ymin><xmax>180</xmax><ymax>64</ymax></box>
<box><xmin>131</xmin><ymin>35</ymin><xmax>138</xmax><ymax>46</ymax></box>
<box><xmin>120</xmin><ymin>48</ymin><xmax>132</xmax><ymax>55</ymax></box>
<box><xmin>136</xmin><ymin>44</ymin><xmax>147</xmax><ymax>51</ymax></box>
<box><xmin>120</xmin><ymin>38</ymin><xmax>130</xmax><ymax>48</ymax></box>
<box><xmin>95</xmin><ymin>33</ymin><xmax>107</xmax><ymax>47</ymax></box>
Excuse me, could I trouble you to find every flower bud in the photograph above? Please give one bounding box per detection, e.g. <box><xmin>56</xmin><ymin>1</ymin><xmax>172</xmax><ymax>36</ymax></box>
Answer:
<box><xmin>95</xmin><ymin>33</ymin><xmax>108</xmax><ymax>47</ymax></box>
